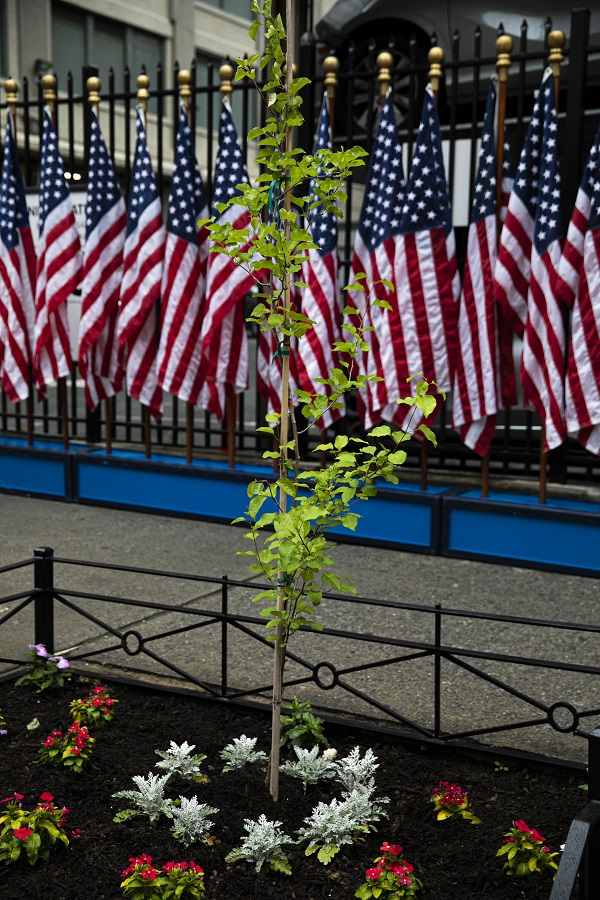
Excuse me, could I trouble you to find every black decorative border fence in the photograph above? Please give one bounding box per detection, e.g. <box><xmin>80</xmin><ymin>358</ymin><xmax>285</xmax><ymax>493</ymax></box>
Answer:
<box><xmin>3</xmin><ymin>546</ymin><xmax>600</xmax><ymax>891</ymax></box>
<box><xmin>1</xmin><ymin>546</ymin><xmax>600</xmax><ymax>755</ymax></box>
<box><xmin>1</xmin><ymin>9</ymin><xmax>600</xmax><ymax>486</ymax></box>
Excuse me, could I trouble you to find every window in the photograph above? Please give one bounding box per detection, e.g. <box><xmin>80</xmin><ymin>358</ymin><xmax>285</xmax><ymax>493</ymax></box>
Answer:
<box><xmin>199</xmin><ymin>0</ymin><xmax>253</xmax><ymax>20</ymax></box>
<box><xmin>52</xmin><ymin>2</ymin><xmax>163</xmax><ymax>103</ymax></box>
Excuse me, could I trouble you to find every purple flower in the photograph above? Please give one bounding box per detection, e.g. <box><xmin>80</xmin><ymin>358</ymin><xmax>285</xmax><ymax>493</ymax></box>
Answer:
<box><xmin>52</xmin><ymin>656</ymin><xmax>69</xmax><ymax>670</ymax></box>
<box><xmin>28</xmin><ymin>643</ymin><xmax>48</xmax><ymax>658</ymax></box>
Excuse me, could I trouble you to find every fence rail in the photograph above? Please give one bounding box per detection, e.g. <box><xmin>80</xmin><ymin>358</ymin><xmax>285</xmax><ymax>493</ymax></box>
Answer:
<box><xmin>1</xmin><ymin>9</ymin><xmax>600</xmax><ymax>485</ymax></box>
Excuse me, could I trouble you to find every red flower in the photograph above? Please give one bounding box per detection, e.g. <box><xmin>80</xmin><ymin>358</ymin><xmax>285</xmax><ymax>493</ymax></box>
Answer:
<box><xmin>39</xmin><ymin>792</ymin><xmax>54</xmax><ymax>802</ymax></box>
<box><xmin>366</xmin><ymin>867</ymin><xmax>383</xmax><ymax>881</ymax></box>
<box><xmin>13</xmin><ymin>827</ymin><xmax>32</xmax><ymax>841</ymax></box>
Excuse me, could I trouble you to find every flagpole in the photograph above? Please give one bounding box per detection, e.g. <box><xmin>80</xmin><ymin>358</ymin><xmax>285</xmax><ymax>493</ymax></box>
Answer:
<box><xmin>216</xmin><ymin>64</ymin><xmax>237</xmax><ymax>470</ymax></box>
<box><xmin>176</xmin><ymin>68</ymin><xmax>196</xmax><ymax>465</ymax></box>
<box><xmin>483</xmin><ymin>34</ymin><xmax>513</xmax><ymax>499</ymax></box>
<box><xmin>536</xmin><ymin>29</ymin><xmax>565</xmax><ymax>505</ymax></box>
<box><xmin>85</xmin><ymin>75</ymin><xmax>113</xmax><ymax>457</ymax></box>
<box><xmin>420</xmin><ymin>45</ymin><xmax>445</xmax><ymax>493</ymax></box>
<box><xmin>4</xmin><ymin>78</ymin><xmax>35</xmax><ymax>447</ymax></box>
<box><xmin>316</xmin><ymin>54</ymin><xmax>340</xmax><ymax>468</ymax></box>
<box><xmin>136</xmin><ymin>74</ymin><xmax>154</xmax><ymax>461</ymax></box>
<box><xmin>42</xmin><ymin>74</ymin><xmax>70</xmax><ymax>452</ymax></box>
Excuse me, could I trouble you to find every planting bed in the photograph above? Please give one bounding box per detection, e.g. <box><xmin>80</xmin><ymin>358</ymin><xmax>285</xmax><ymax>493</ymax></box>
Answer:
<box><xmin>0</xmin><ymin>676</ymin><xmax>585</xmax><ymax>899</ymax></box>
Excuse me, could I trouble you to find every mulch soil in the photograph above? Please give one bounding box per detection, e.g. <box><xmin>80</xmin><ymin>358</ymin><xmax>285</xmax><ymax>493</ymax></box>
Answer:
<box><xmin>0</xmin><ymin>675</ymin><xmax>586</xmax><ymax>899</ymax></box>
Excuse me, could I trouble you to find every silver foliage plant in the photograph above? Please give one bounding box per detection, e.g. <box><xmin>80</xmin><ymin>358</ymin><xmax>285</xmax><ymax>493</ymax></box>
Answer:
<box><xmin>155</xmin><ymin>740</ymin><xmax>208</xmax><ymax>782</ymax></box>
<box><xmin>332</xmin><ymin>746</ymin><xmax>379</xmax><ymax>792</ymax></box>
<box><xmin>220</xmin><ymin>735</ymin><xmax>268</xmax><ymax>772</ymax></box>
<box><xmin>225</xmin><ymin>814</ymin><xmax>294</xmax><ymax>875</ymax></box>
<box><xmin>112</xmin><ymin>771</ymin><xmax>173</xmax><ymax>823</ymax></box>
<box><xmin>279</xmin><ymin>745</ymin><xmax>337</xmax><ymax>791</ymax></box>
<box><xmin>296</xmin><ymin>785</ymin><xmax>389</xmax><ymax>865</ymax></box>
<box><xmin>170</xmin><ymin>796</ymin><xmax>219</xmax><ymax>847</ymax></box>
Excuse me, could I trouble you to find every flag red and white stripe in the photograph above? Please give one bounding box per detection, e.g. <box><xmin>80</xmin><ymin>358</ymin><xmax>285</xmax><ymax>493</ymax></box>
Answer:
<box><xmin>199</xmin><ymin>99</ymin><xmax>257</xmax><ymax>420</ymax></box>
<box><xmin>33</xmin><ymin>108</ymin><xmax>82</xmax><ymax>392</ymax></box>
<box><xmin>452</xmin><ymin>81</ymin><xmax>516</xmax><ymax>456</ymax></box>
<box><xmin>157</xmin><ymin>102</ymin><xmax>209</xmax><ymax>405</ymax></box>
<box><xmin>78</xmin><ymin>110</ymin><xmax>126</xmax><ymax>410</ymax></box>
<box><xmin>0</xmin><ymin>111</ymin><xmax>36</xmax><ymax>402</ymax></box>
<box><xmin>555</xmin><ymin>127</ymin><xmax>600</xmax><ymax>454</ymax></box>
<box><xmin>297</xmin><ymin>95</ymin><xmax>344</xmax><ymax>428</ymax></box>
<box><xmin>117</xmin><ymin>109</ymin><xmax>165</xmax><ymax>419</ymax></box>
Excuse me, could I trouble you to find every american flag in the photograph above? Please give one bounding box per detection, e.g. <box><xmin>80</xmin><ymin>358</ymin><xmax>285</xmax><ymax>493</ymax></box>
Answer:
<box><xmin>296</xmin><ymin>94</ymin><xmax>344</xmax><ymax>428</ymax></box>
<box><xmin>555</xmin><ymin>125</ymin><xmax>600</xmax><ymax>454</ymax></box>
<box><xmin>78</xmin><ymin>110</ymin><xmax>126</xmax><ymax>410</ymax></box>
<box><xmin>117</xmin><ymin>109</ymin><xmax>165</xmax><ymax>419</ymax></box>
<box><xmin>199</xmin><ymin>99</ymin><xmax>256</xmax><ymax>420</ymax></box>
<box><xmin>495</xmin><ymin>69</ymin><xmax>565</xmax><ymax>451</ymax></box>
<box><xmin>345</xmin><ymin>90</ymin><xmax>405</xmax><ymax>428</ymax></box>
<box><xmin>394</xmin><ymin>85</ymin><xmax>459</xmax><ymax>411</ymax></box>
<box><xmin>157</xmin><ymin>102</ymin><xmax>209</xmax><ymax>405</ymax></box>
<box><xmin>452</xmin><ymin>81</ymin><xmax>516</xmax><ymax>456</ymax></box>
<box><xmin>0</xmin><ymin>112</ymin><xmax>36</xmax><ymax>403</ymax></box>
<box><xmin>33</xmin><ymin>107</ymin><xmax>83</xmax><ymax>393</ymax></box>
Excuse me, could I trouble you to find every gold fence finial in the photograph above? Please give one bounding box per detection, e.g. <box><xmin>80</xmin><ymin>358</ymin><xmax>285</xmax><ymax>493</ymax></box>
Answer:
<box><xmin>547</xmin><ymin>29</ymin><xmax>565</xmax><ymax>78</ymax></box>
<box><xmin>137</xmin><ymin>73</ymin><xmax>150</xmax><ymax>112</ymax></box>
<box><xmin>87</xmin><ymin>76</ymin><xmax>101</xmax><ymax>108</ymax></box>
<box><xmin>428</xmin><ymin>46</ymin><xmax>444</xmax><ymax>96</ymax></box>
<box><xmin>219</xmin><ymin>61</ymin><xmax>234</xmax><ymax>99</ymax></box>
<box><xmin>324</xmin><ymin>54</ymin><xmax>339</xmax><ymax>101</ymax></box>
<box><xmin>496</xmin><ymin>34</ymin><xmax>513</xmax><ymax>83</ymax></box>
<box><xmin>4</xmin><ymin>78</ymin><xmax>18</xmax><ymax>118</ymax></box>
<box><xmin>178</xmin><ymin>69</ymin><xmax>192</xmax><ymax>108</ymax></box>
<box><xmin>41</xmin><ymin>73</ymin><xmax>56</xmax><ymax>107</ymax></box>
<box><xmin>377</xmin><ymin>51</ymin><xmax>393</xmax><ymax>103</ymax></box>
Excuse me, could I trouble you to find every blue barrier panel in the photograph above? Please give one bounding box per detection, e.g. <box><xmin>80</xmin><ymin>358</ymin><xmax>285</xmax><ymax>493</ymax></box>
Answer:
<box><xmin>442</xmin><ymin>490</ymin><xmax>600</xmax><ymax>576</ymax></box>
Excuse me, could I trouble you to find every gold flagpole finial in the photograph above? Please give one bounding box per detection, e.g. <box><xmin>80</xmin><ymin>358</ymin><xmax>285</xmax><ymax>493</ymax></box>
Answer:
<box><xmin>547</xmin><ymin>30</ymin><xmax>565</xmax><ymax>78</ymax></box>
<box><xmin>178</xmin><ymin>69</ymin><xmax>192</xmax><ymax>109</ymax></box>
<box><xmin>136</xmin><ymin>73</ymin><xmax>150</xmax><ymax>113</ymax></box>
<box><xmin>377</xmin><ymin>51</ymin><xmax>393</xmax><ymax>104</ymax></box>
<box><xmin>219</xmin><ymin>62</ymin><xmax>234</xmax><ymax>99</ymax></box>
<box><xmin>4</xmin><ymin>78</ymin><xmax>18</xmax><ymax>118</ymax></box>
<box><xmin>323</xmin><ymin>55</ymin><xmax>339</xmax><ymax>102</ymax></box>
<box><xmin>428</xmin><ymin>46</ymin><xmax>444</xmax><ymax>98</ymax></box>
<box><xmin>87</xmin><ymin>76</ymin><xmax>101</xmax><ymax>110</ymax></box>
<box><xmin>496</xmin><ymin>34</ymin><xmax>513</xmax><ymax>82</ymax></box>
<box><xmin>41</xmin><ymin>73</ymin><xmax>56</xmax><ymax>113</ymax></box>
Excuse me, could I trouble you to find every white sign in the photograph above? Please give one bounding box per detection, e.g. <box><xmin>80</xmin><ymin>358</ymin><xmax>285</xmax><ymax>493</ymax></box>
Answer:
<box><xmin>26</xmin><ymin>188</ymin><xmax>87</xmax><ymax>362</ymax></box>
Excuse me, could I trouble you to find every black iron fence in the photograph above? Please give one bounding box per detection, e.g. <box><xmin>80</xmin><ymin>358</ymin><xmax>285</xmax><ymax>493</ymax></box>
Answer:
<box><xmin>1</xmin><ymin>9</ymin><xmax>600</xmax><ymax>485</ymax></box>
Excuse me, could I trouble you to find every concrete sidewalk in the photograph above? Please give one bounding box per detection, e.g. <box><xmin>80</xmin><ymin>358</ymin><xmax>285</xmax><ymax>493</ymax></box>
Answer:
<box><xmin>0</xmin><ymin>491</ymin><xmax>598</xmax><ymax>763</ymax></box>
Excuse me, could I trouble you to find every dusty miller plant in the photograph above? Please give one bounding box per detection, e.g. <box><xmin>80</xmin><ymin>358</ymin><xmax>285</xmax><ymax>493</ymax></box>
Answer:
<box><xmin>155</xmin><ymin>740</ymin><xmax>209</xmax><ymax>783</ymax></box>
<box><xmin>225</xmin><ymin>814</ymin><xmax>294</xmax><ymax>874</ymax></box>
<box><xmin>332</xmin><ymin>746</ymin><xmax>379</xmax><ymax>792</ymax></box>
<box><xmin>170</xmin><ymin>796</ymin><xmax>219</xmax><ymax>847</ymax></box>
<box><xmin>279</xmin><ymin>745</ymin><xmax>337</xmax><ymax>791</ymax></box>
<box><xmin>112</xmin><ymin>772</ymin><xmax>173</xmax><ymax>823</ymax></box>
<box><xmin>203</xmin><ymin>0</ymin><xmax>439</xmax><ymax>800</ymax></box>
<box><xmin>296</xmin><ymin>785</ymin><xmax>389</xmax><ymax>864</ymax></box>
<box><xmin>220</xmin><ymin>735</ymin><xmax>268</xmax><ymax>772</ymax></box>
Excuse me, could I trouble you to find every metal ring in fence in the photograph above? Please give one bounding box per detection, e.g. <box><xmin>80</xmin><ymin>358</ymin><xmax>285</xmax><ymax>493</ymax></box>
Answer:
<box><xmin>547</xmin><ymin>701</ymin><xmax>579</xmax><ymax>733</ymax></box>
<box><xmin>313</xmin><ymin>661</ymin><xmax>338</xmax><ymax>690</ymax></box>
<box><xmin>121</xmin><ymin>630</ymin><xmax>144</xmax><ymax>656</ymax></box>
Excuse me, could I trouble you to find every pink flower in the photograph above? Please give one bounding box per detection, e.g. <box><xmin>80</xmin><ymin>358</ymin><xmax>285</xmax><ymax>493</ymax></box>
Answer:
<box><xmin>13</xmin><ymin>827</ymin><xmax>32</xmax><ymax>841</ymax></box>
<box><xmin>366</xmin><ymin>867</ymin><xmax>383</xmax><ymax>881</ymax></box>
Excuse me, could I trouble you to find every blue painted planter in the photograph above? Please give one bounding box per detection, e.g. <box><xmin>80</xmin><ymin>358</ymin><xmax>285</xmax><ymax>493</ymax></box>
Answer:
<box><xmin>441</xmin><ymin>489</ymin><xmax>600</xmax><ymax>576</ymax></box>
<box><xmin>0</xmin><ymin>435</ymin><xmax>71</xmax><ymax>500</ymax></box>
<box><xmin>72</xmin><ymin>448</ymin><xmax>446</xmax><ymax>553</ymax></box>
